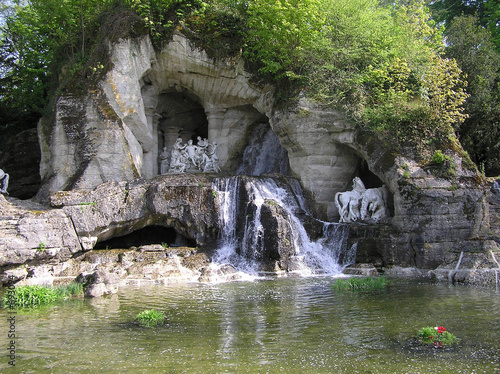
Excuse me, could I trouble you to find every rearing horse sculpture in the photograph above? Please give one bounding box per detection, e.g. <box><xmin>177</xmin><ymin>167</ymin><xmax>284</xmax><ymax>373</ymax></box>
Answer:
<box><xmin>334</xmin><ymin>177</ymin><xmax>366</xmax><ymax>223</ymax></box>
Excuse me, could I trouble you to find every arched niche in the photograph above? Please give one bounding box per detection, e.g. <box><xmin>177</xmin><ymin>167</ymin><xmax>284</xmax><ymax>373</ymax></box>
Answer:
<box><xmin>94</xmin><ymin>225</ymin><xmax>196</xmax><ymax>250</ymax></box>
<box><xmin>154</xmin><ymin>90</ymin><xmax>209</xmax><ymax>175</ymax></box>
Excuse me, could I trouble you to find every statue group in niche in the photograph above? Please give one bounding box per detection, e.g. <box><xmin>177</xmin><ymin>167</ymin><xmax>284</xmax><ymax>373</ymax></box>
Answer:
<box><xmin>160</xmin><ymin>137</ymin><xmax>220</xmax><ymax>174</ymax></box>
<box><xmin>0</xmin><ymin>168</ymin><xmax>9</xmax><ymax>195</ymax></box>
<box><xmin>335</xmin><ymin>177</ymin><xmax>389</xmax><ymax>223</ymax></box>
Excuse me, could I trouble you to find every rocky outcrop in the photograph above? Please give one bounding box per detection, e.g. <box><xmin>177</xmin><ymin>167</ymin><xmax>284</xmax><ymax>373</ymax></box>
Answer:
<box><xmin>0</xmin><ymin>194</ymin><xmax>81</xmax><ymax>284</ymax></box>
<box><xmin>37</xmin><ymin>33</ymin><xmax>274</xmax><ymax>201</ymax></box>
<box><xmin>2</xmin><ymin>30</ymin><xmax>499</xmax><ymax>288</ymax></box>
<box><xmin>50</xmin><ymin>174</ymin><xmax>219</xmax><ymax>251</ymax></box>
<box><xmin>259</xmin><ymin>200</ymin><xmax>298</xmax><ymax>271</ymax></box>
<box><xmin>0</xmin><ymin>174</ymin><xmax>220</xmax><ymax>284</ymax></box>
<box><xmin>270</xmin><ymin>98</ymin><xmax>360</xmax><ymax>220</ymax></box>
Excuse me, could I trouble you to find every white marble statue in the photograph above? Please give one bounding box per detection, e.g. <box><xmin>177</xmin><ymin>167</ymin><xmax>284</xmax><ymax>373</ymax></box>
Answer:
<box><xmin>169</xmin><ymin>138</ymin><xmax>186</xmax><ymax>173</ymax></box>
<box><xmin>335</xmin><ymin>177</ymin><xmax>388</xmax><ymax>223</ymax></box>
<box><xmin>159</xmin><ymin>147</ymin><xmax>170</xmax><ymax>174</ymax></box>
<box><xmin>335</xmin><ymin>177</ymin><xmax>366</xmax><ymax>223</ymax></box>
<box><xmin>184</xmin><ymin>140</ymin><xmax>201</xmax><ymax>169</ymax></box>
<box><xmin>197</xmin><ymin>136</ymin><xmax>208</xmax><ymax>150</ymax></box>
<box><xmin>167</xmin><ymin>137</ymin><xmax>221</xmax><ymax>173</ymax></box>
<box><xmin>206</xmin><ymin>141</ymin><xmax>220</xmax><ymax>173</ymax></box>
<box><xmin>360</xmin><ymin>185</ymin><xmax>389</xmax><ymax>223</ymax></box>
<box><xmin>0</xmin><ymin>168</ymin><xmax>9</xmax><ymax>195</ymax></box>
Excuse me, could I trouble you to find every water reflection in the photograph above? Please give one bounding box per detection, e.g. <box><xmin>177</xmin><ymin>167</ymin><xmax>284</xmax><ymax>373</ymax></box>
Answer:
<box><xmin>1</xmin><ymin>278</ymin><xmax>499</xmax><ymax>373</ymax></box>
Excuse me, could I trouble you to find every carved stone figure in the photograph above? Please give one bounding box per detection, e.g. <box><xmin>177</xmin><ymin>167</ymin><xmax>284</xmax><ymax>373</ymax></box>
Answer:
<box><xmin>206</xmin><ymin>141</ymin><xmax>220</xmax><ymax>173</ymax></box>
<box><xmin>197</xmin><ymin>136</ymin><xmax>208</xmax><ymax>150</ymax></box>
<box><xmin>166</xmin><ymin>137</ymin><xmax>221</xmax><ymax>174</ymax></box>
<box><xmin>169</xmin><ymin>138</ymin><xmax>186</xmax><ymax>173</ymax></box>
<box><xmin>360</xmin><ymin>186</ymin><xmax>389</xmax><ymax>223</ymax></box>
<box><xmin>0</xmin><ymin>168</ymin><xmax>9</xmax><ymax>195</ymax></box>
<box><xmin>159</xmin><ymin>147</ymin><xmax>170</xmax><ymax>174</ymax></box>
<box><xmin>335</xmin><ymin>177</ymin><xmax>365</xmax><ymax>223</ymax></box>
<box><xmin>170</xmin><ymin>153</ymin><xmax>188</xmax><ymax>173</ymax></box>
<box><xmin>335</xmin><ymin>177</ymin><xmax>388</xmax><ymax>223</ymax></box>
<box><xmin>183</xmin><ymin>139</ymin><xmax>201</xmax><ymax>170</ymax></box>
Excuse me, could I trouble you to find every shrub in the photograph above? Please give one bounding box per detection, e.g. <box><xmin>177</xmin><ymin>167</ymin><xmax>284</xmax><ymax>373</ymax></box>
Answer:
<box><xmin>332</xmin><ymin>276</ymin><xmax>388</xmax><ymax>292</ymax></box>
<box><xmin>432</xmin><ymin>150</ymin><xmax>446</xmax><ymax>164</ymax></box>
<box><xmin>417</xmin><ymin>325</ymin><xmax>459</xmax><ymax>348</ymax></box>
<box><xmin>136</xmin><ymin>309</ymin><xmax>165</xmax><ymax>327</ymax></box>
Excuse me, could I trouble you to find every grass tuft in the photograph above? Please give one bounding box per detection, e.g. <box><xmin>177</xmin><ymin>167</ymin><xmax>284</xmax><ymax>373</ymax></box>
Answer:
<box><xmin>2</xmin><ymin>283</ymin><xmax>84</xmax><ymax>309</ymax></box>
<box><xmin>332</xmin><ymin>276</ymin><xmax>388</xmax><ymax>292</ymax></box>
<box><xmin>136</xmin><ymin>309</ymin><xmax>165</xmax><ymax>327</ymax></box>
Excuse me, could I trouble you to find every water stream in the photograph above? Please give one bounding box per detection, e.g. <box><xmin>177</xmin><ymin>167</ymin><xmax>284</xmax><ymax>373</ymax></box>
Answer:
<box><xmin>211</xmin><ymin>176</ymin><xmax>352</xmax><ymax>277</ymax></box>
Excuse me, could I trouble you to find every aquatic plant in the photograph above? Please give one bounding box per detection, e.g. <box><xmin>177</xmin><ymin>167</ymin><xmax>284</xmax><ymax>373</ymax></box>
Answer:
<box><xmin>136</xmin><ymin>309</ymin><xmax>165</xmax><ymax>327</ymax></box>
<box><xmin>417</xmin><ymin>326</ymin><xmax>459</xmax><ymax>348</ymax></box>
<box><xmin>331</xmin><ymin>276</ymin><xmax>388</xmax><ymax>292</ymax></box>
<box><xmin>2</xmin><ymin>283</ymin><xmax>84</xmax><ymax>309</ymax></box>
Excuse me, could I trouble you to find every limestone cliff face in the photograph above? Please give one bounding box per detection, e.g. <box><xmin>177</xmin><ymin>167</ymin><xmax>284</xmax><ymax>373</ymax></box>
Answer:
<box><xmin>37</xmin><ymin>33</ymin><xmax>368</xmax><ymax>222</ymax></box>
<box><xmin>23</xmin><ymin>31</ymin><xmax>499</xmax><ymax>284</ymax></box>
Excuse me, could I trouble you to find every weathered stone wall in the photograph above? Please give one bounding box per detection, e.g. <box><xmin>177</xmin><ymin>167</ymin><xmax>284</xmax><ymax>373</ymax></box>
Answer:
<box><xmin>12</xmin><ymin>31</ymin><xmax>498</xmax><ymax>287</ymax></box>
<box><xmin>0</xmin><ymin>194</ymin><xmax>82</xmax><ymax>283</ymax></box>
<box><xmin>49</xmin><ymin>174</ymin><xmax>219</xmax><ymax>251</ymax></box>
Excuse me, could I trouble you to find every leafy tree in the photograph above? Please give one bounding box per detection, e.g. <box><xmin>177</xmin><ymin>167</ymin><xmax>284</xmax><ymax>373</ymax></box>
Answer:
<box><xmin>445</xmin><ymin>15</ymin><xmax>500</xmax><ymax>175</ymax></box>
<box><xmin>0</xmin><ymin>0</ymin><xmax>472</xmax><ymax>165</ymax></box>
<box><xmin>0</xmin><ymin>0</ymin><xmax>113</xmax><ymax>130</ymax></box>
<box><xmin>428</xmin><ymin>0</ymin><xmax>500</xmax><ymax>51</ymax></box>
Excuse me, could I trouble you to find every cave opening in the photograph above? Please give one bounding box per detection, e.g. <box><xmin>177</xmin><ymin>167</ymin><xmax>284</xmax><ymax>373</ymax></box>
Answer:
<box><xmin>93</xmin><ymin>225</ymin><xmax>197</xmax><ymax>250</ymax></box>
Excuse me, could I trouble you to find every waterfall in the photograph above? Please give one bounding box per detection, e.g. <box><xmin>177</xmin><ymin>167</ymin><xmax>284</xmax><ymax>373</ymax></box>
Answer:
<box><xmin>211</xmin><ymin>176</ymin><xmax>351</xmax><ymax>276</ymax></box>
<box><xmin>236</xmin><ymin>123</ymin><xmax>290</xmax><ymax>176</ymax></box>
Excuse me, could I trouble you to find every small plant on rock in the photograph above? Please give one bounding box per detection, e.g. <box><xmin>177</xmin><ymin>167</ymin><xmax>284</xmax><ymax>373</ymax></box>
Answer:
<box><xmin>417</xmin><ymin>325</ymin><xmax>459</xmax><ymax>348</ymax></box>
<box><xmin>136</xmin><ymin>309</ymin><xmax>165</xmax><ymax>327</ymax></box>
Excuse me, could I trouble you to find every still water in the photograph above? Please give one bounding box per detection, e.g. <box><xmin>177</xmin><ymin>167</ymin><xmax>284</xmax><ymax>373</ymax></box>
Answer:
<box><xmin>1</xmin><ymin>277</ymin><xmax>499</xmax><ymax>373</ymax></box>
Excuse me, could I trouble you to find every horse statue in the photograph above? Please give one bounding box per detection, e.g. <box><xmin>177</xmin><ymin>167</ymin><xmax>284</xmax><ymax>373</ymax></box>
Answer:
<box><xmin>334</xmin><ymin>177</ymin><xmax>366</xmax><ymax>222</ymax></box>
<box><xmin>0</xmin><ymin>168</ymin><xmax>9</xmax><ymax>195</ymax></box>
<box><xmin>360</xmin><ymin>185</ymin><xmax>389</xmax><ymax>223</ymax></box>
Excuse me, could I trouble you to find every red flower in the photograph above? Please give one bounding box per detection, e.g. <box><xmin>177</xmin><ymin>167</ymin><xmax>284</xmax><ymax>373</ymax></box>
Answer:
<box><xmin>437</xmin><ymin>326</ymin><xmax>446</xmax><ymax>334</ymax></box>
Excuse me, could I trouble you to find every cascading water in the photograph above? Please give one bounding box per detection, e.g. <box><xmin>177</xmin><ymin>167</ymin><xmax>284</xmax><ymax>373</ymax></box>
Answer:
<box><xmin>236</xmin><ymin>123</ymin><xmax>290</xmax><ymax>176</ymax></box>
<box><xmin>211</xmin><ymin>176</ymin><xmax>354</xmax><ymax>276</ymax></box>
<box><xmin>209</xmin><ymin>122</ymin><xmax>355</xmax><ymax>279</ymax></box>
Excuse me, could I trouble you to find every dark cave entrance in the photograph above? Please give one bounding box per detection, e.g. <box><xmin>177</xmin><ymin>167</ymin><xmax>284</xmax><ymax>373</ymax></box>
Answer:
<box><xmin>94</xmin><ymin>225</ymin><xmax>197</xmax><ymax>250</ymax></box>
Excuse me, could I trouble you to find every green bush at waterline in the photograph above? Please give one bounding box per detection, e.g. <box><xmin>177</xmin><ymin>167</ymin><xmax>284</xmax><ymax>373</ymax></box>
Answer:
<box><xmin>2</xmin><ymin>283</ymin><xmax>84</xmax><ymax>309</ymax></box>
<box><xmin>332</xmin><ymin>276</ymin><xmax>388</xmax><ymax>292</ymax></box>
<box><xmin>136</xmin><ymin>309</ymin><xmax>165</xmax><ymax>327</ymax></box>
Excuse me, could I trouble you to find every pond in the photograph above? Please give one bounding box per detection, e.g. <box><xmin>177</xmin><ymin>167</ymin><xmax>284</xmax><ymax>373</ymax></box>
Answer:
<box><xmin>1</xmin><ymin>277</ymin><xmax>499</xmax><ymax>373</ymax></box>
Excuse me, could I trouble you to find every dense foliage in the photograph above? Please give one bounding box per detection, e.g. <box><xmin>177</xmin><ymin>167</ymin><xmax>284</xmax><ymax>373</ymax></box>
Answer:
<box><xmin>0</xmin><ymin>0</ymin><xmax>497</xmax><ymax>172</ymax></box>
<box><xmin>444</xmin><ymin>14</ymin><xmax>500</xmax><ymax>176</ymax></box>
